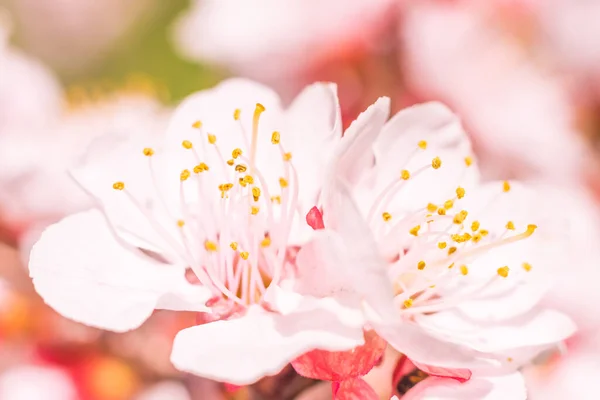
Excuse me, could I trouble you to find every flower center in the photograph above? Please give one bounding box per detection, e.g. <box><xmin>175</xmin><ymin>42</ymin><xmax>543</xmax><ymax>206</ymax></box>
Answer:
<box><xmin>112</xmin><ymin>104</ymin><xmax>300</xmax><ymax>306</ymax></box>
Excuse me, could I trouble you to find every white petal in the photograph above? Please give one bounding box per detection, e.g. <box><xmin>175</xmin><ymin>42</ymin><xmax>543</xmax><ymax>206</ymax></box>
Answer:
<box><xmin>29</xmin><ymin>210</ymin><xmax>210</xmax><ymax>332</ymax></box>
<box><xmin>403</xmin><ymin>372</ymin><xmax>526</xmax><ymax>400</ymax></box>
<box><xmin>171</xmin><ymin>305</ymin><xmax>364</xmax><ymax>385</ymax></box>
<box><xmin>0</xmin><ymin>365</ymin><xmax>77</xmax><ymax>400</ymax></box>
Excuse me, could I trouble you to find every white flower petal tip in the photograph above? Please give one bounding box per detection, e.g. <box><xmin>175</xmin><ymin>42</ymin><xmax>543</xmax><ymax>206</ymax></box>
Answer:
<box><xmin>170</xmin><ymin>305</ymin><xmax>364</xmax><ymax>385</ymax></box>
<box><xmin>29</xmin><ymin>210</ymin><xmax>210</xmax><ymax>333</ymax></box>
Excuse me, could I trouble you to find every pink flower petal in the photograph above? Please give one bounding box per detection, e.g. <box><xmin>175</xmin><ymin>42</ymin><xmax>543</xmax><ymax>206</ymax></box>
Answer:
<box><xmin>332</xmin><ymin>378</ymin><xmax>378</xmax><ymax>400</ymax></box>
<box><xmin>306</xmin><ymin>206</ymin><xmax>325</xmax><ymax>230</ymax></box>
<box><xmin>410</xmin><ymin>361</ymin><xmax>471</xmax><ymax>383</ymax></box>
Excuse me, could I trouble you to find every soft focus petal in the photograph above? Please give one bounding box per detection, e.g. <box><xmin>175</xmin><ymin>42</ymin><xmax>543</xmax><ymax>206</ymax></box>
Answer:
<box><xmin>29</xmin><ymin>210</ymin><xmax>210</xmax><ymax>332</ymax></box>
<box><xmin>334</xmin><ymin>378</ymin><xmax>378</xmax><ymax>400</ymax></box>
<box><xmin>0</xmin><ymin>365</ymin><xmax>77</xmax><ymax>400</ymax></box>
<box><xmin>171</xmin><ymin>305</ymin><xmax>365</xmax><ymax>385</ymax></box>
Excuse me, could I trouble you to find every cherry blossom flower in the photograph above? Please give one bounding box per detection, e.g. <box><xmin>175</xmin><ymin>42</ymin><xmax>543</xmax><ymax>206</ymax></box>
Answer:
<box><xmin>306</xmin><ymin>99</ymin><xmax>576</xmax><ymax>385</ymax></box>
<box><xmin>29</xmin><ymin>79</ymin><xmax>393</xmax><ymax>385</ymax></box>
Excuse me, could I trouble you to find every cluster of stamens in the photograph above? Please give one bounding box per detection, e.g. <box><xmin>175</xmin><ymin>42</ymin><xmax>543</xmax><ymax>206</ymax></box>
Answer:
<box><xmin>110</xmin><ymin>103</ymin><xmax>299</xmax><ymax>307</ymax></box>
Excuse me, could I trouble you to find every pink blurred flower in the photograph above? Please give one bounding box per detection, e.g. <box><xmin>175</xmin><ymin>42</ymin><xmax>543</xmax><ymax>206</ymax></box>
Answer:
<box><xmin>0</xmin><ymin>11</ymin><xmax>62</xmax><ymax>132</ymax></box>
<box><xmin>0</xmin><ymin>364</ymin><xmax>78</xmax><ymax>400</ymax></box>
<box><xmin>310</xmin><ymin>100</ymin><xmax>576</xmax><ymax>383</ymax></box>
<box><xmin>400</xmin><ymin>0</ymin><xmax>588</xmax><ymax>184</ymax></box>
<box><xmin>28</xmin><ymin>79</ymin><xmax>390</xmax><ymax>386</ymax></box>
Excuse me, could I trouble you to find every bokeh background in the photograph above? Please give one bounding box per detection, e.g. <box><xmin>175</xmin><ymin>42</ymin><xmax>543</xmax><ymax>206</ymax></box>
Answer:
<box><xmin>1</xmin><ymin>0</ymin><xmax>600</xmax><ymax>399</ymax></box>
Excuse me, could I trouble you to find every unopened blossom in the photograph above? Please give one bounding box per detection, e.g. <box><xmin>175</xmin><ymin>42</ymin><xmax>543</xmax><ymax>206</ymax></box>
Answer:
<box><xmin>29</xmin><ymin>79</ymin><xmax>396</xmax><ymax>385</ymax></box>
<box><xmin>299</xmin><ymin>99</ymin><xmax>576</xmax><ymax>387</ymax></box>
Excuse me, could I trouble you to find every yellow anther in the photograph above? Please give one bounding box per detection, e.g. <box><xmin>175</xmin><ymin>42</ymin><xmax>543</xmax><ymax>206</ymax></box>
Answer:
<box><xmin>522</xmin><ymin>262</ymin><xmax>532</xmax><ymax>272</ymax></box>
<box><xmin>230</xmin><ymin>242</ymin><xmax>238</xmax><ymax>250</ymax></box>
<box><xmin>193</xmin><ymin>163</ymin><xmax>209</xmax><ymax>173</ymax></box>
<box><xmin>497</xmin><ymin>266</ymin><xmax>510</xmax><ymax>278</ymax></box>
<box><xmin>464</xmin><ymin>156</ymin><xmax>473</xmax><ymax>167</ymax></box>
<box><xmin>409</xmin><ymin>225</ymin><xmax>421</xmax><ymax>236</ymax></box>
<box><xmin>251</xmin><ymin>206</ymin><xmax>260</xmax><ymax>215</ymax></box>
<box><xmin>444</xmin><ymin>200</ymin><xmax>454</xmax><ymax>210</ymax></box>
<box><xmin>448</xmin><ymin>246</ymin><xmax>457</xmax><ymax>255</ymax></box>
<box><xmin>218</xmin><ymin>183</ymin><xmax>234</xmax><ymax>192</ymax></box>
<box><xmin>432</xmin><ymin>157</ymin><xmax>442</xmax><ymax>169</ymax></box>
<box><xmin>112</xmin><ymin>181</ymin><xmax>125</xmax><ymax>190</ymax></box>
<box><xmin>207</xmin><ymin>133</ymin><xmax>217</xmax><ymax>144</ymax></box>
<box><xmin>182</xmin><ymin>140</ymin><xmax>193</xmax><ymax>149</ymax></box>
<box><xmin>437</xmin><ymin>208</ymin><xmax>446</xmax><ymax>216</ymax></box>
<box><xmin>243</xmin><ymin>175</ymin><xmax>255</xmax><ymax>185</ymax></box>
<box><xmin>271</xmin><ymin>195</ymin><xmax>281</xmax><ymax>204</ymax></box>
<box><xmin>255</xmin><ymin>103</ymin><xmax>266</xmax><ymax>113</ymax></box>
<box><xmin>438</xmin><ymin>242</ymin><xmax>447</xmax><ymax>249</ymax></box>
<box><xmin>143</xmin><ymin>147</ymin><xmax>154</xmax><ymax>156</ymax></box>
<box><xmin>417</xmin><ymin>261</ymin><xmax>426</xmax><ymax>270</ymax></box>
<box><xmin>503</xmin><ymin>181</ymin><xmax>511</xmax><ymax>192</ymax></box>
<box><xmin>252</xmin><ymin>187</ymin><xmax>261</xmax><ymax>202</ymax></box>
<box><xmin>472</xmin><ymin>233</ymin><xmax>482</xmax><ymax>243</ymax></box>
<box><xmin>448</xmin><ymin>263</ymin><xmax>455</xmax><ymax>269</ymax></box>
<box><xmin>403</xmin><ymin>298</ymin><xmax>414</xmax><ymax>308</ymax></box>
<box><xmin>204</xmin><ymin>241</ymin><xmax>218</xmax><ymax>252</ymax></box>
<box><xmin>382</xmin><ymin>212</ymin><xmax>392</xmax><ymax>222</ymax></box>
<box><xmin>460</xmin><ymin>265</ymin><xmax>469</xmax><ymax>275</ymax></box>
<box><xmin>180</xmin><ymin>169</ymin><xmax>191</xmax><ymax>181</ymax></box>
<box><xmin>471</xmin><ymin>221</ymin><xmax>480</xmax><ymax>231</ymax></box>
<box><xmin>427</xmin><ymin>203</ymin><xmax>438</xmax><ymax>212</ymax></box>
<box><xmin>453</xmin><ymin>210</ymin><xmax>468</xmax><ymax>224</ymax></box>
<box><xmin>456</xmin><ymin>187</ymin><xmax>465</xmax><ymax>199</ymax></box>
<box><xmin>233</xmin><ymin>109</ymin><xmax>241</xmax><ymax>120</ymax></box>
<box><xmin>232</xmin><ymin>148</ymin><xmax>243</xmax><ymax>159</ymax></box>
<box><xmin>271</xmin><ymin>131</ymin><xmax>281</xmax><ymax>144</ymax></box>
<box><xmin>192</xmin><ymin>120</ymin><xmax>202</xmax><ymax>129</ymax></box>
<box><xmin>506</xmin><ymin>221</ymin><xmax>515</xmax><ymax>230</ymax></box>
<box><xmin>283</xmin><ymin>152</ymin><xmax>292</xmax><ymax>161</ymax></box>
<box><xmin>177</xmin><ymin>220</ymin><xmax>185</xmax><ymax>228</ymax></box>
<box><xmin>451</xmin><ymin>233</ymin><xmax>471</xmax><ymax>243</ymax></box>
<box><xmin>526</xmin><ymin>224</ymin><xmax>537</xmax><ymax>235</ymax></box>
<box><xmin>235</xmin><ymin>164</ymin><xmax>248</xmax><ymax>173</ymax></box>
<box><xmin>261</xmin><ymin>237</ymin><xmax>271</xmax><ymax>247</ymax></box>
<box><xmin>418</xmin><ymin>140</ymin><xmax>427</xmax><ymax>150</ymax></box>
<box><xmin>279</xmin><ymin>177</ymin><xmax>289</xmax><ymax>188</ymax></box>
<box><xmin>401</xmin><ymin>170</ymin><xmax>411</xmax><ymax>180</ymax></box>
<box><xmin>480</xmin><ymin>229</ymin><xmax>489</xmax><ymax>236</ymax></box>
<box><xmin>227</xmin><ymin>159</ymin><xmax>235</xmax><ymax>166</ymax></box>
<box><xmin>240</xmin><ymin>251</ymin><xmax>249</xmax><ymax>260</ymax></box>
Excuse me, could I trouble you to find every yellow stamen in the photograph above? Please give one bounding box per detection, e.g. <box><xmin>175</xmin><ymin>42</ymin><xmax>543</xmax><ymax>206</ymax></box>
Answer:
<box><xmin>232</xmin><ymin>148</ymin><xmax>243</xmax><ymax>159</ymax></box>
<box><xmin>453</xmin><ymin>210</ymin><xmax>468</xmax><ymax>224</ymax></box>
<box><xmin>261</xmin><ymin>237</ymin><xmax>271</xmax><ymax>247</ymax></box>
<box><xmin>235</xmin><ymin>164</ymin><xmax>247</xmax><ymax>173</ymax></box>
<box><xmin>283</xmin><ymin>152</ymin><xmax>292</xmax><ymax>161</ymax></box>
<box><xmin>464</xmin><ymin>156</ymin><xmax>473</xmax><ymax>167</ymax></box>
<box><xmin>418</xmin><ymin>140</ymin><xmax>427</xmax><ymax>150</ymax></box>
<box><xmin>417</xmin><ymin>261</ymin><xmax>426</xmax><ymax>270</ymax></box>
<box><xmin>401</xmin><ymin>170</ymin><xmax>411</xmax><ymax>180</ymax></box>
<box><xmin>444</xmin><ymin>200</ymin><xmax>454</xmax><ymax>210</ymax></box>
<box><xmin>506</xmin><ymin>221</ymin><xmax>515</xmax><ymax>230</ymax></box>
<box><xmin>271</xmin><ymin>131</ymin><xmax>280</xmax><ymax>144</ymax></box>
<box><xmin>205</xmin><ymin>241</ymin><xmax>218</xmax><ymax>252</ymax></box>
<box><xmin>252</xmin><ymin>187</ymin><xmax>261</xmax><ymax>202</ymax></box>
<box><xmin>497</xmin><ymin>266</ymin><xmax>509</xmax><ymax>278</ymax></box>
<box><xmin>193</xmin><ymin>163</ymin><xmax>209</xmax><ymax>173</ymax></box>
<box><xmin>382</xmin><ymin>212</ymin><xmax>392</xmax><ymax>222</ymax></box>
<box><xmin>403</xmin><ymin>298</ymin><xmax>414</xmax><ymax>308</ymax></box>
<box><xmin>227</xmin><ymin>159</ymin><xmax>235</xmax><ymax>166</ymax></box>
<box><xmin>243</xmin><ymin>175</ymin><xmax>254</xmax><ymax>185</ymax></box>
<box><xmin>471</xmin><ymin>221</ymin><xmax>480</xmax><ymax>231</ymax></box>
<box><xmin>456</xmin><ymin>187</ymin><xmax>465</xmax><ymax>199</ymax></box>
<box><xmin>522</xmin><ymin>262</ymin><xmax>532</xmax><ymax>272</ymax></box>
<box><xmin>480</xmin><ymin>229</ymin><xmax>489</xmax><ymax>236</ymax></box>
<box><xmin>182</xmin><ymin>140</ymin><xmax>193</xmax><ymax>149</ymax></box>
<box><xmin>438</xmin><ymin>242</ymin><xmax>447</xmax><ymax>249</ymax></box>
<box><xmin>207</xmin><ymin>133</ymin><xmax>217</xmax><ymax>144</ymax></box>
<box><xmin>427</xmin><ymin>203</ymin><xmax>438</xmax><ymax>212</ymax></box>
<box><xmin>503</xmin><ymin>181</ymin><xmax>511</xmax><ymax>192</ymax></box>
<box><xmin>472</xmin><ymin>233</ymin><xmax>482</xmax><ymax>243</ymax></box>
<box><xmin>251</xmin><ymin>206</ymin><xmax>260</xmax><ymax>215</ymax></box>
<box><xmin>113</xmin><ymin>181</ymin><xmax>125</xmax><ymax>190</ymax></box>
<box><xmin>460</xmin><ymin>265</ymin><xmax>469</xmax><ymax>275</ymax></box>
<box><xmin>180</xmin><ymin>169</ymin><xmax>191</xmax><ymax>181</ymax></box>
<box><xmin>448</xmin><ymin>262</ymin><xmax>455</xmax><ymax>269</ymax></box>
<box><xmin>233</xmin><ymin>109</ymin><xmax>241</xmax><ymax>120</ymax></box>
<box><xmin>230</xmin><ymin>242</ymin><xmax>238</xmax><ymax>251</ymax></box>
<box><xmin>177</xmin><ymin>220</ymin><xmax>185</xmax><ymax>228</ymax></box>
<box><xmin>271</xmin><ymin>195</ymin><xmax>281</xmax><ymax>204</ymax></box>
<box><xmin>279</xmin><ymin>177</ymin><xmax>289</xmax><ymax>188</ymax></box>
<box><xmin>192</xmin><ymin>120</ymin><xmax>202</xmax><ymax>129</ymax></box>
<box><xmin>432</xmin><ymin>157</ymin><xmax>442</xmax><ymax>169</ymax></box>
<box><xmin>437</xmin><ymin>208</ymin><xmax>446</xmax><ymax>216</ymax></box>
<box><xmin>240</xmin><ymin>251</ymin><xmax>249</xmax><ymax>260</ymax></box>
<box><xmin>448</xmin><ymin>247</ymin><xmax>457</xmax><ymax>255</ymax></box>
<box><xmin>409</xmin><ymin>225</ymin><xmax>421</xmax><ymax>236</ymax></box>
<box><xmin>143</xmin><ymin>147</ymin><xmax>154</xmax><ymax>156</ymax></box>
<box><xmin>250</xmin><ymin>103</ymin><xmax>266</xmax><ymax>170</ymax></box>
